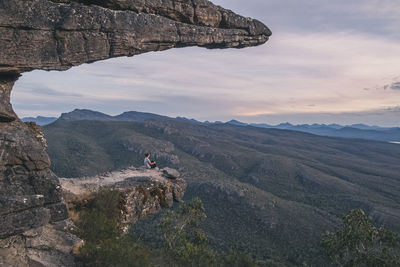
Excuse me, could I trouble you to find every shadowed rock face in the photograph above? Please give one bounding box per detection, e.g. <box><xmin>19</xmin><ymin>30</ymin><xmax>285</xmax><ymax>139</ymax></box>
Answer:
<box><xmin>0</xmin><ymin>0</ymin><xmax>270</xmax><ymax>265</ymax></box>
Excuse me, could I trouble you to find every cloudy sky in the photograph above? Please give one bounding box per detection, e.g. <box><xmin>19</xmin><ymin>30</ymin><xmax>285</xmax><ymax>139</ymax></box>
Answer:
<box><xmin>12</xmin><ymin>0</ymin><xmax>400</xmax><ymax>126</ymax></box>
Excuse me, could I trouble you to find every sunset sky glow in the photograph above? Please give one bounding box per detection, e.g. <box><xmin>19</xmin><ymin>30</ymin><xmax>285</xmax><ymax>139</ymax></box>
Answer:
<box><xmin>12</xmin><ymin>0</ymin><xmax>400</xmax><ymax>126</ymax></box>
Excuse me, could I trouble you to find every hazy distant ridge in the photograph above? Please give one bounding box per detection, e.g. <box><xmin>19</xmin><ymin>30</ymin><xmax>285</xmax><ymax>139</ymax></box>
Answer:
<box><xmin>21</xmin><ymin>116</ymin><xmax>58</xmax><ymax>126</ymax></box>
<box><xmin>23</xmin><ymin>109</ymin><xmax>400</xmax><ymax>142</ymax></box>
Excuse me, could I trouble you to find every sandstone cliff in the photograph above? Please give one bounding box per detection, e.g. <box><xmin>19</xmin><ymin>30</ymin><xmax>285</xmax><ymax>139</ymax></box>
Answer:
<box><xmin>61</xmin><ymin>167</ymin><xmax>187</xmax><ymax>233</ymax></box>
<box><xmin>0</xmin><ymin>0</ymin><xmax>270</xmax><ymax>74</ymax></box>
<box><xmin>0</xmin><ymin>0</ymin><xmax>270</xmax><ymax>266</ymax></box>
<box><xmin>0</xmin><ymin>119</ymin><xmax>78</xmax><ymax>266</ymax></box>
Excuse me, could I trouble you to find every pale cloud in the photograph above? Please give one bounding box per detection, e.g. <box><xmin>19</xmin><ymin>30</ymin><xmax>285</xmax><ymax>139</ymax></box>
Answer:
<box><xmin>236</xmin><ymin>106</ymin><xmax>400</xmax><ymax>127</ymax></box>
<box><xmin>213</xmin><ymin>0</ymin><xmax>400</xmax><ymax>39</ymax></box>
<box><xmin>13</xmin><ymin>30</ymin><xmax>400</xmax><ymax>124</ymax></box>
<box><xmin>390</xmin><ymin>82</ymin><xmax>400</xmax><ymax>90</ymax></box>
<box><xmin>11</xmin><ymin>0</ymin><xmax>400</xmax><ymax>126</ymax></box>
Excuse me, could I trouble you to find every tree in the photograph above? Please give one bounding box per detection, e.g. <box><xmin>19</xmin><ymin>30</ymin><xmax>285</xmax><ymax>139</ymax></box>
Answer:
<box><xmin>322</xmin><ymin>209</ymin><xmax>400</xmax><ymax>267</ymax></box>
<box><xmin>159</xmin><ymin>197</ymin><xmax>217</xmax><ymax>266</ymax></box>
<box><xmin>220</xmin><ymin>250</ymin><xmax>259</xmax><ymax>267</ymax></box>
<box><xmin>74</xmin><ymin>188</ymin><xmax>151</xmax><ymax>267</ymax></box>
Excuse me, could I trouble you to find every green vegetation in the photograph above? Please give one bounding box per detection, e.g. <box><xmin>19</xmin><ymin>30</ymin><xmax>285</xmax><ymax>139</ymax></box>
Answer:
<box><xmin>44</xmin><ymin>114</ymin><xmax>400</xmax><ymax>265</ymax></box>
<box><xmin>322</xmin><ymin>209</ymin><xmax>400</xmax><ymax>266</ymax></box>
<box><xmin>76</xmin><ymin>192</ymin><xmax>400</xmax><ymax>267</ymax></box>
<box><xmin>73</xmin><ymin>188</ymin><xmax>152</xmax><ymax>266</ymax></box>
<box><xmin>72</xmin><ymin>189</ymin><xmax>269</xmax><ymax>266</ymax></box>
<box><xmin>159</xmin><ymin>197</ymin><xmax>216</xmax><ymax>266</ymax></box>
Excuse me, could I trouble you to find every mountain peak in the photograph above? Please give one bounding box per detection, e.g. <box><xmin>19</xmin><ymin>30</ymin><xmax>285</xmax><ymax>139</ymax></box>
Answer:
<box><xmin>115</xmin><ymin>111</ymin><xmax>168</xmax><ymax>122</ymax></box>
<box><xmin>59</xmin><ymin>109</ymin><xmax>112</xmax><ymax>121</ymax></box>
<box><xmin>22</xmin><ymin>116</ymin><xmax>58</xmax><ymax>126</ymax></box>
<box><xmin>227</xmin><ymin>120</ymin><xmax>248</xmax><ymax>126</ymax></box>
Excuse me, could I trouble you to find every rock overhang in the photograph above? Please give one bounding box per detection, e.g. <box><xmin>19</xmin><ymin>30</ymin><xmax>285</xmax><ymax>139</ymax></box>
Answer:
<box><xmin>0</xmin><ymin>0</ymin><xmax>271</xmax><ymax>73</ymax></box>
<box><xmin>49</xmin><ymin>0</ymin><xmax>272</xmax><ymax>37</ymax></box>
<box><xmin>0</xmin><ymin>1</ymin><xmax>271</xmax><ymax>265</ymax></box>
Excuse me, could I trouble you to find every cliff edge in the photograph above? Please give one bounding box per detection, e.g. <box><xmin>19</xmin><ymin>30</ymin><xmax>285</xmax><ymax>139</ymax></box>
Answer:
<box><xmin>61</xmin><ymin>167</ymin><xmax>187</xmax><ymax>233</ymax></box>
<box><xmin>0</xmin><ymin>0</ymin><xmax>270</xmax><ymax>266</ymax></box>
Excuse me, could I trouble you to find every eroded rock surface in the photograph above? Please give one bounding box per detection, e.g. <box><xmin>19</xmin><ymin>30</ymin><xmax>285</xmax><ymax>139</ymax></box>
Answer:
<box><xmin>60</xmin><ymin>167</ymin><xmax>187</xmax><ymax>232</ymax></box>
<box><xmin>0</xmin><ymin>220</ymin><xmax>80</xmax><ymax>267</ymax></box>
<box><xmin>0</xmin><ymin>0</ymin><xmax>270</xmax><ymax>265</ymax></box>
<box><xmin>0</xmin><ymin>74</ymin><xmax>19</xmax><ymax>122</ymax></box>
<box><xmin>0</xmin><ymin>117</ymin><xmax>76</xmax><ymax>266</ymax></box>
<box><xmin>0</xmin><ymin>0</ymin><xmax>271</xmax><ymax>73</ymax></box>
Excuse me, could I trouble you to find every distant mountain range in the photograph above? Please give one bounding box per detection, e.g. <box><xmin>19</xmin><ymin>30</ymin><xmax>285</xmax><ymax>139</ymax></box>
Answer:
<box><xmin>226</xmin><ymin>120</ymin><xmax>400</xmax><ymax>143</ymax></box>
<box><xmin>21</xmin><ymin>116</ymin><xmax>58</xmax><ymax>126</ymax></box>
<box><xmin>43</xmin><ymin>108</ymin><xmax>400</xmax><ymax>265</ymax></box>
<box><xmin>22</xmin><ymin>109</ymin><xmax>400</xmax><ymax>142</ymax></box>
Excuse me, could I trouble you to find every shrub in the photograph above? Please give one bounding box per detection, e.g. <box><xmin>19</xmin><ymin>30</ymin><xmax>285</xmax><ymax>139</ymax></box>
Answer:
<box><xmin>322</xmin><ymin>209</ymin><xmax>400</xmax><ymax>266</ymax></box>
<box><xmin>74</xmin><ymin>188</ymin><xmax>152</xmax><ymax>266</ymax></box>
<box><xmin>159</xmin><ymin>197</ymin><xmax>218</xmax><ymax>266</ymax></box>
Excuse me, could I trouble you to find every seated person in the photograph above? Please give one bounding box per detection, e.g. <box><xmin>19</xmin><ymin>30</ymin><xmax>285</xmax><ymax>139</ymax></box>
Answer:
<box><xmin>144</xmin><ymin>153</ymin><xmax>157</xmax><ymax>169</ymax></box>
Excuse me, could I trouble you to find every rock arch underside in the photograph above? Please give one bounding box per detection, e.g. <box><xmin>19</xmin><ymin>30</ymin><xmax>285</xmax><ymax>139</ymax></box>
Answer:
<box><xmin>0</xmin><ymin>0</ymin><xmax>271</xmax><ymax>265</ymax></box>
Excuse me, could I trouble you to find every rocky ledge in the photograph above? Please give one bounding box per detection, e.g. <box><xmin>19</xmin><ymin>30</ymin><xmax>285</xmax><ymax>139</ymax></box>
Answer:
<box><xmin>60</xmin><ymin>167</ymin><xmax>187</xmax><ymax>232</ymax></box>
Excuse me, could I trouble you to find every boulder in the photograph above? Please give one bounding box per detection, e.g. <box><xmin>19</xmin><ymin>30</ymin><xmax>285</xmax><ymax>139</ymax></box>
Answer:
<box><xmin>162</xmin><ymin>167</ymin><xmax>181</xmax><ymax>179</ymax></box>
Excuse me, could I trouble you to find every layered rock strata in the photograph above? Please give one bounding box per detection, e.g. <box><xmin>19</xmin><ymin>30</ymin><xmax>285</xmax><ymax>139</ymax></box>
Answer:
<box><xmin>0</xmin><ymin>73</ymin><xmax>19</xmax><ymax>122</ymax></box>
<box><xmin>60</xmin><ymin>167</ymin><xmax>187</xmax><ymax>232</ymax></box>
<box><xmin>0</xmin><ymin>116</ymin><xmax>77</xmax><ymax>266</ymax></box>
<box><xmin>0</xmin><ymin>0</ymin><xmax>270</xmax><ymax>265</ymax></box>
<box><xmin>0</xmin><ymin>0</ymin><xmax>271</xmax><ymax>73</ymax></box>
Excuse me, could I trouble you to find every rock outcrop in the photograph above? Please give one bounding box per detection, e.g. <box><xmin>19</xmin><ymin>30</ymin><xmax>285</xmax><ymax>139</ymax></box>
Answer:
<box><xmin>0</xmin><ymin>0</ymin><xmax>270</xmax><ymax>266</ymax></box>
<box><xmin>0</xmin><ymin>0</ymin><xmax>271</xmax><ymax>74</ymax></box>
<box><xmin>0</xmin><ymin>73</ymin><xmax>19</xmax><ymax>122</ymax></box>
<box><xmin>60</xmin><ymin>167</ymin><xmax>187</xmax><ymax>232</ymax></box>
<box><xmin>0</xmin><ymin>115</ymin><xmax>78</xmax><ymax>266</ymax></box>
